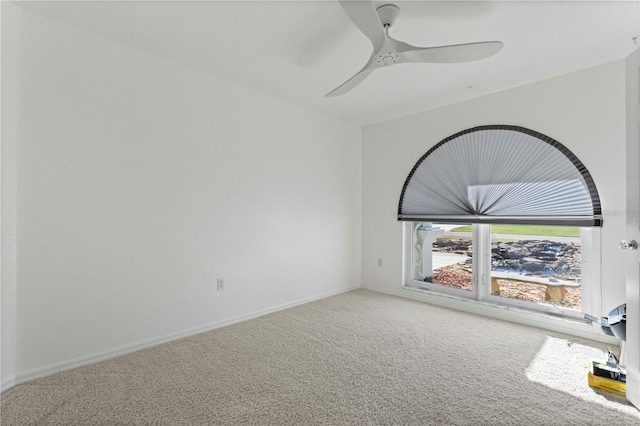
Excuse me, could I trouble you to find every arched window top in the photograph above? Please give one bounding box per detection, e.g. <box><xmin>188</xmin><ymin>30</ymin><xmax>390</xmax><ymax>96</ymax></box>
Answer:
<box><xmin>398</xmin><ymin>125</ymin><xmax>602</xmax><ymax>227</ymax></box>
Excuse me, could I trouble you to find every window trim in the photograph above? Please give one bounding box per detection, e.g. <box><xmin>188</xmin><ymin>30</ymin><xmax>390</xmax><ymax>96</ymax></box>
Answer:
<box><xmin>402</xmin><ymin>222</ymin><xmax>602</xmax><ymax>323</ymax></box>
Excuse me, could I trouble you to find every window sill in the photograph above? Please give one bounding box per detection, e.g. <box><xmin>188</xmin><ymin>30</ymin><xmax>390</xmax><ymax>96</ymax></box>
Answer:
<box><xmin>400</xmin><ymin>284</ymin><xmax>616</xmax><ymax>344</ymax></box>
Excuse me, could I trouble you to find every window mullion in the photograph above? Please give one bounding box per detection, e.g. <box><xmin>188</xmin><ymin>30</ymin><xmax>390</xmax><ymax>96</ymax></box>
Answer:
<box><xmin>474</xmin><ymin>224</ymin><xmax>491</xmax><ymax>301</ymax></box>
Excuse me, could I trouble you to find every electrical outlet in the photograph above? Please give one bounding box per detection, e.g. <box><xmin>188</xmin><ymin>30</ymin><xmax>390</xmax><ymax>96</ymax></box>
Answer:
<box><xmin>216</xmin><ymin>278</ymin><xmax>225</xmax><ymax>291</ymax></box>
<box><xmin>378</xmin><ymin>258</ymin><xmax>382</xmax><ymax>267</ymax></box>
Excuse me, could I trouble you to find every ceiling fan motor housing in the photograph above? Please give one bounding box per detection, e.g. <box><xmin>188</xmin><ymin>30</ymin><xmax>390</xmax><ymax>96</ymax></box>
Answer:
<box><xmin>376</xmin><ymin>52</ymin><xmax>400</xmax><ymax>65</ymax></box>
<box><xmin>376</xmin><ymin>4</ymin><xmax>400</xmax><ymax>27</ymax></box>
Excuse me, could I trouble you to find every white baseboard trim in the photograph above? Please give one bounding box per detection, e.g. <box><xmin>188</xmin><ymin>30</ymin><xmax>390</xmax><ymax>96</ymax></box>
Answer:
<box><xmin>1</xmin><ymin>376</ymin><xmax>16</xmax><ymax>393</ymax></box>
<box><xmin>362</xmin><ymin>284</ymin><xmax>618</xmax><ymax>345</ymax></box>
<box><xmin>11</xmin><ymin>285</ymin><xmax>361</xmax><ymax>390</ymax></box>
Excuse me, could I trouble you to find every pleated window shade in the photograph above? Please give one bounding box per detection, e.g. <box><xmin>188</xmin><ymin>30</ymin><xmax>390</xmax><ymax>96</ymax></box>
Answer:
<box><xmin>397</xmin><ymin>125</ymin><xmax>602</xmax><ymax>227</ymax></box>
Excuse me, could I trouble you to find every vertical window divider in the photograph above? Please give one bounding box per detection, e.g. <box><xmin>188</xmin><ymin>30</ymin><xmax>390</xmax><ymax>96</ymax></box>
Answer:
<box><xmin>580</xmin><ymin>227</ymin><xmax>601</xmax><ymax>322</ymax></box>
<box><xmin>475</xmin><ymin>224</ymin><xmax>492</xmax><ymax>301</ymax></box>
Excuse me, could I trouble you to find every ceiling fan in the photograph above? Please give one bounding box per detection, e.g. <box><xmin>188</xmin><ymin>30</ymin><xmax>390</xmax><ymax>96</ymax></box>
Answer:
<box><xmin>326</xmin><ymin>1</ymin><xmax>503</xmax><ymax>97</ymax></box>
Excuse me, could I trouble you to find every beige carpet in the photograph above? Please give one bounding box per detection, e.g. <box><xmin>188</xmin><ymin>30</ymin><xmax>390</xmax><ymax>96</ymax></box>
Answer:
<box><xmin>2</xmin><ymin>289</ymin><xmax>639</xmax><ymax>425</ymax></box>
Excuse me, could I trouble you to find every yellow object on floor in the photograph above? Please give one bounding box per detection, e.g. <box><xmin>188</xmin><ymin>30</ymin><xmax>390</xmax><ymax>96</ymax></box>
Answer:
<box><xmin>588</xmin><ymin>372</ymin><xmax>626</xmax><ymax>397</ymax></box>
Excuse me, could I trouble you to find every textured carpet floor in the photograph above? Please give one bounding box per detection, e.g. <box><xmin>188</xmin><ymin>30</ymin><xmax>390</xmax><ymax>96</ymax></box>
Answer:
<box><xmin>2</xmin><ymin>289</ymin><xmax>639</xmax><ymax>425</ymax></box>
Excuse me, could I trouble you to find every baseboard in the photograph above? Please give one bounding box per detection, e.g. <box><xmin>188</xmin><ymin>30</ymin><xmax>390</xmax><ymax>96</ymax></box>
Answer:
<box><xmin>362</xmin><ymin>284</ymin><xmax>618</xmax><ymax>345</ymax></box>
<box><xmin>11</xmin><ymin>284</ymin><xmax>361</xmax><ymax>390</ymax></box>
<box><xmin>1</xmin><ymin>376</ymin><xmax>16</xmax><ymax>393</ymax></box>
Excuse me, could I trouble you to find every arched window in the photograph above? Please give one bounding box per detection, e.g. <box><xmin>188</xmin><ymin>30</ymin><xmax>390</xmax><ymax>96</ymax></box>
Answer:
<box><xmin>401</xmin><ymin>125</ymin><xmax>601</xmax><ymax>320</ymax></box>
<box><xmin>398</xmin><ymin>125</ymin><xmax>602</xmax><ymax>227</ymax></box>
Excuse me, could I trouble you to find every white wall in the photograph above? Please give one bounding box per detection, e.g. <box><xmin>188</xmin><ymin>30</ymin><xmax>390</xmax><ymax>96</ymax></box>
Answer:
<box><xmin>9</xmin><ymin>7</ymin><xmax>361</xmax><ymax>379</ymax></box>
<box><xmin>623</xmin><ymin>48</ymin><xmax>640</xmax><ymax>408</ymax></box>
<box><xmin>361</xmin><ymin>60</ymin><xmax>629</xmax><ymax>336</ymax></box>
<box><xmin>1</xmin><ymin>2</ymin><xmax>21</xmax><ymax>391</ymax></box>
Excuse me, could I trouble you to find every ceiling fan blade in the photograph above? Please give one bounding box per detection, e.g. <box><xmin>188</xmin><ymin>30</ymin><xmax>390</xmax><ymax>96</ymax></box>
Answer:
<box><xmin>325</xmin><ymin>57</ymin><xmax>377</xmax><ymax>97</ymax></box>
<box><xmin>339</xmin><ymin>0</ymin><xmax>386</xmax><ymax>52</ymax></box>
<box><xmin>400</xmin><ymin>41</ymin><xmax>503</xmax><ymax>63</ymax></box>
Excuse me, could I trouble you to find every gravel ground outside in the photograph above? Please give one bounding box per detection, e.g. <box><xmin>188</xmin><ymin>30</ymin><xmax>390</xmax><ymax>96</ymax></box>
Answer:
<box><xmin>430</xmin><ymin>264</ymin><xmax>581</xmax><ymax>309</ymax></box>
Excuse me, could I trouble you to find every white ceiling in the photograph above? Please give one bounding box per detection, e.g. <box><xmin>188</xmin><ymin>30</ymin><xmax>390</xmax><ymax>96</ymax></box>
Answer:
<box><xmin>14</xmin><ymin>0</ymin><xmax>640</xmax><ymax>125</ymax></box>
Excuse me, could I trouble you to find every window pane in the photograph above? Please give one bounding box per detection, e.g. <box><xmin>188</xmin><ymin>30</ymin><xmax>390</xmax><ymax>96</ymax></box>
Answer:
<box><xmin>414</xmin><ymin>222</ymin><xmax>473</xmax><ymax>292</ymax></box>
<box><xmin>489</xmin><ymin>225</ymin><xmax>581</xmax><ymax>309</ymax></box>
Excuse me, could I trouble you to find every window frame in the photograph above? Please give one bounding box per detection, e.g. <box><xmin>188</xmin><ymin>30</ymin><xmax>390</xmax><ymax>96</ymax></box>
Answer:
<box><xmin>406</xmin><ymin>222</ymin><xmax>479</xmax><ymax>300</ymax></box>
<box><xmin>403</xmin><ymin>222</ymin><xmax>601</xmax><ymax>322</ymax></box>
